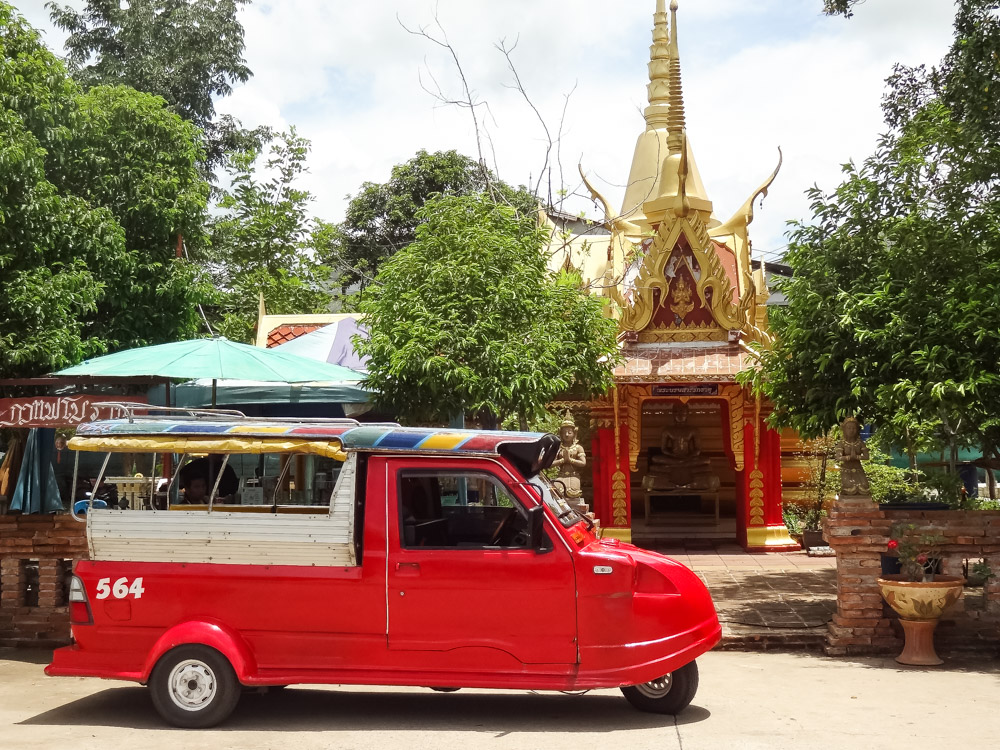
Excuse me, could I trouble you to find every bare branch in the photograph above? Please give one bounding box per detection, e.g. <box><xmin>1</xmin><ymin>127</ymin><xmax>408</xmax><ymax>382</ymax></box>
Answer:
<box><xmin>554</xmin><ymin>81</ymin><xmax>578</xmax><ymax>212</ymax></box>
<box><xmin>398</xmin><ymin>11</ymin><xmax>491</xmax><ymax>191</ymax></box>
<box><xmin>497</xmin><ymin>36</ymin><xmax>555</xmax><ymax>205</ymax></box>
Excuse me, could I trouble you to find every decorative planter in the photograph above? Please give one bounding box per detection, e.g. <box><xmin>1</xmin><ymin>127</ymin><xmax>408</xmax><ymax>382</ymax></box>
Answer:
<box><xmin>877</xmin><ymin>575</ymin><xmax>965</xmax><ymax>666</ymax></box>
<box><xmin>802</xmin><ymin>529</ymin><xmax>825</xmax><ymax>550</ymax></box>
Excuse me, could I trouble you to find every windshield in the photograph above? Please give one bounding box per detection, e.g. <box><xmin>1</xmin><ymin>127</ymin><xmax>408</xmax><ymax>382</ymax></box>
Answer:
<box><xmin>529</xmin><ymin>474</ymin><xmax>586</xmax><ymax>529</ymax></box>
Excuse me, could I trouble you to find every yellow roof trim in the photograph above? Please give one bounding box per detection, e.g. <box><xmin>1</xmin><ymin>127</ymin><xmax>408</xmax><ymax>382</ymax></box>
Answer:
<box><xmin>68</xmin><ymin>435</ymin><xmax>347</xmax><ymax>461</ymax></box>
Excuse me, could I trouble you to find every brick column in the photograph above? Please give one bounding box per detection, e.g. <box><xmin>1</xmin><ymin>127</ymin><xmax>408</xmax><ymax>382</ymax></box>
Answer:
<box><xmin>823</xmin><ymin>493</ymin><xmax>899</xmax><ymax>655</ymax></box>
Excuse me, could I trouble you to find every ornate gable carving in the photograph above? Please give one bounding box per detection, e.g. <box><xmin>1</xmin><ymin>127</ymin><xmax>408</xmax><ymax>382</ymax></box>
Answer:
<box><xmin>617</xmin><ymin>212</ymin><xmax>736</xmax><ymax>340</ymax></box>
<box><xmin>612</xmin><ymin>210</ymin><xmax>774</xmax><ymax>348</ymax></box>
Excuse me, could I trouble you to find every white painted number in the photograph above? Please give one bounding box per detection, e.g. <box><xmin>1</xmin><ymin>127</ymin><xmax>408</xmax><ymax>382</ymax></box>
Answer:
<box><xmin>129</xmin><ymin>578</ymin><xmax>145</xmax><ymax>599</ymax></box>
<box><xmin>94</xmin><ymin>577</ymin><xmax>145</xmax><ymax>600</ymax></box>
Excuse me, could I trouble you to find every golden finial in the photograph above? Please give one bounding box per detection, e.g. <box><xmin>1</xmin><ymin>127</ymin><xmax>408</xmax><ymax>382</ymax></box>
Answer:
<box><xmin>666</xmin><ymin>0</ymin><xmax>686</xmax><ymax>155</ymax></box>
<box><xmin>644</xmin><ymin>0</ymin><xmax>671</xmax><ymax>127</ymax></box>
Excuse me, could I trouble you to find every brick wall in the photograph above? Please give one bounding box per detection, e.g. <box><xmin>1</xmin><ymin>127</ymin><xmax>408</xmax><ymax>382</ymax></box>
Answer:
<box><xmin>824</xmin><ymin>496</ymin><xmax>1000</xmax><ymax>656</ymax></box>
<box><xmin>0</xmin><ymin>515</ymin><xmax>88</xmax><ymax>647</ymax></box>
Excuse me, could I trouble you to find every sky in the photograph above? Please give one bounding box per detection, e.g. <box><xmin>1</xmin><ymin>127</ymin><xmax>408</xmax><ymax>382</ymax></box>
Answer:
<box><xmin>18</xmin><ymin>0</ymin><xmax>959</xmax><ymax>262</ymax></box>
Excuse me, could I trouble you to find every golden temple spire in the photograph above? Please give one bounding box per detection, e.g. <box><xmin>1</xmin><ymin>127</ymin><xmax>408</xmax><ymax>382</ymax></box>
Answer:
<box><xmin>666</xmin><ymin>0</ymin><xmax>685</xmax><ymax>156</ymax></box>
<box><xmin>643</xmin><ymin>0</ymin><xmax>671</xmax><ymax>128</ymax></box>
<box><xmin>621</xmin><ymin>0</ymin><xmax>713</xmax><ymax>229</ymax></box>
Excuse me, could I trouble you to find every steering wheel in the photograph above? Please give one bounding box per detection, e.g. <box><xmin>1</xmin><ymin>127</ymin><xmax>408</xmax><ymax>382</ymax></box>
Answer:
<box><xmin>488</xmin><ymin>510</ymin><xmax>516</xmax><ymax>546</ymax></box>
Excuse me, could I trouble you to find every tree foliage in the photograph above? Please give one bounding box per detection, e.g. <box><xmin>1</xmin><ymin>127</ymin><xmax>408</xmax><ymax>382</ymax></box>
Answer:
<box><xmin>46</xmin><ymin>0</ymin><xmax>251</xmax><ymax>131</ymax></box>
<box><xmin>336</xmin><ymin>149</ymin><xmax>536</xmax><ymax>292</ymax></box>
<box><xmin>822</xmin><ymin>0</ymin><xmax>862</xmax><ymax>17</ymax></box>
<box><xmin>754</xmin><ymin>0</ymin><xmax>1000</xmax><ymax>465</ymax></box>
<box><xmin>46</xmin><ymin>0</ymin><xmax>268</xmax><ymax>172</ymax></box>
<box><xmin>207</xmin><ymin>130</ymin><xmax>333</xmax><ymax>341</ymax></box>
<box><xmin>356</xmin><ymin>193</ymin><xmax>620</xmax><ymax>429</ymax></box>
<box><xmin>0</xmin><ymin>3</ymin><xmax>210</xmax><ymax>376</ymax></box>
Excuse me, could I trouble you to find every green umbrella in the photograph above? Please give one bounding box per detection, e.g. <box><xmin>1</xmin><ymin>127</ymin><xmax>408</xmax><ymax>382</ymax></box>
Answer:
<box><xmin>56</xmin><ymin>338</ymin><xmax>364</xmax><ymax>407</ymax></box>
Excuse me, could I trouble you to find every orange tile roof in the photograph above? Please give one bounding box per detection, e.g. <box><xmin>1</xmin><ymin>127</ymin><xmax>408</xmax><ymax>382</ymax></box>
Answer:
<box><xmin>265</xmin><ymin>324</ymin><xmax>326</xmax><ymax>348</ymax></box>
<box><xmin>614</xmin><ymin>343</ymin><xmax>750</xmax><ymax>382</ymax></box>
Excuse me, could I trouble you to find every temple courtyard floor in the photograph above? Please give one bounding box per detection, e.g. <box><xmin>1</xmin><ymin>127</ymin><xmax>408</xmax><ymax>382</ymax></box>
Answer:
<box><xmin>2</xmin><ymin>647</ymin><xmax>997</xmax><ymax>749</ymax></box>
<box><xmin>658</xmin><ymin>542</ymin><xmax>838</xmax><ymax>650</ymax></box>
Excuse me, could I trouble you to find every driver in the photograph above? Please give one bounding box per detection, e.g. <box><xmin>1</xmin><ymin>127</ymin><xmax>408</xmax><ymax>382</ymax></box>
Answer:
<box><xmin>178</xmin><ymin>455</ymin><xmax>238</xmax><ymax>504</ymax></box>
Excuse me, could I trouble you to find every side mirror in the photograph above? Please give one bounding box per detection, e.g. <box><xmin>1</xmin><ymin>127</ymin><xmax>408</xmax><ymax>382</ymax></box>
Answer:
<box><xmin>528</xmin><ymin>504</ymin><xmax>546</xmax><ymax>550</ymax></box>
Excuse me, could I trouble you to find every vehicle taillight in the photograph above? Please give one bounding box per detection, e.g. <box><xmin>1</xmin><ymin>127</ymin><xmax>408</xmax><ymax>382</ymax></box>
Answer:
<box><xmin>68</xmin><ymin>576</ymin><xmax>93</xmax><ymax>625</ymax></box>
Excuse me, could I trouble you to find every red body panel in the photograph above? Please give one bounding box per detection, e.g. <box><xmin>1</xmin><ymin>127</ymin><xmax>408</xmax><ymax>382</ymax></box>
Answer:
<box><xmin>47</xmin><ymin>454</ymin><xmax>720</xmax><ymax>691</ymax></box>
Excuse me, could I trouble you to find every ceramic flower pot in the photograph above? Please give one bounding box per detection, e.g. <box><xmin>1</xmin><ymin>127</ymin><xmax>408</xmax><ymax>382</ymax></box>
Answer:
<box><xmin>877</xmin><ymin>575</ymin><xmax>965</xmax><ymax>666</ymax></box>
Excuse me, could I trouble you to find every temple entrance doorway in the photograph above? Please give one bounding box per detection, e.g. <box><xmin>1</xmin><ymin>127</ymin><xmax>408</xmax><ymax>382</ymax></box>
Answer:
<box><xmin>630</xmin><ymin>399</ymin><xmax>737</xmax><ymax>545</ymax></box>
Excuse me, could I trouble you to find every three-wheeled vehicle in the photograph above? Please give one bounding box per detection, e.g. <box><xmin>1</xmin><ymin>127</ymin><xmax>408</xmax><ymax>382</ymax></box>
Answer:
<box><xmin>47</xmin><ymin>409</ymin><xmax>721</xmax><ymax>727</ymax></box>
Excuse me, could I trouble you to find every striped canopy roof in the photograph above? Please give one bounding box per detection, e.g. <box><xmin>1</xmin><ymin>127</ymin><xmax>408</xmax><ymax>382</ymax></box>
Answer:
<box><xmin>74</xmin><ymin>419</ymin><xmax>550</xmax><ymax>457</ymax></box>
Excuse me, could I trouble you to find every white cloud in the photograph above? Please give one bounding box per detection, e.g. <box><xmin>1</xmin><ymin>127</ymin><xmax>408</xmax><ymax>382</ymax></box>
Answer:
<box><xmin>20</xmin><ymin>0</ymin><xmax>958</xmax><ymax>255</ymax></box>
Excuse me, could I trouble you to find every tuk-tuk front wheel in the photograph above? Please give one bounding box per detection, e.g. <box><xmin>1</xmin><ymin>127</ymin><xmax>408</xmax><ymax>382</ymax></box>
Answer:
<box><xmin>621</xmin><ymin>660</ymin><xmax>699</xmax><ymax>715</ymax></box>
<box><xmin>149</xmin><ymin>645</ymin><xmax>241</xmax><ymax>728</ymax></box>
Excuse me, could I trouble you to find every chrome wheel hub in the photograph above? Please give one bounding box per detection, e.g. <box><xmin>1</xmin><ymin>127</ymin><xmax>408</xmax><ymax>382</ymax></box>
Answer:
<box><xmin>635</xmin><ymin>673</ymin><xmax>673</xmax><ymax>699</ymax></box>
<box><xmin>167</xmin><ymin>659</ymin><xmax>217</xmax><ymax>712</ymax></box>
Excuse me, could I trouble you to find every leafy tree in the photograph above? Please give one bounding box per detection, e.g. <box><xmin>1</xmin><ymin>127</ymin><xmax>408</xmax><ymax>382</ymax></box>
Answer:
<box><xmin>356</xmin><ymin>193</ymin><xmax>620</xmax><ymax>430</ymax></box>
<box><xmin>337</xmin><ymin>149</ymin><xmax>536</xmax><ymax>292</ymax></box>
<box><xmin>46</xmin><ymin>0</ymin><xmax>267</xmax><ymax>172</ymax></box>
<box><xmin>207</xmin><ymin>129</ymin><xmax>333</xmax><ymax>341</ymax></box>
<box><xmin>751</xmin><ymin>1</ymin><xmax>1000</xmax><ymax>469</ymax></box>
<box><xmin>60</xmin><ymin>85</ymin><xmax>211</xmax><ymax>348</ymax></box>
<box><xmin>1</xmin><ymin>3</ymin><xmax>122</xmax><ymax>376</ymax></box>
<box><xmin>0</xmin><ymin>3</ymin><xmax>210</xmax><ymax>376</ymax></box>
<box><xmin>46</xmin><ymin>0</ymin><xmax>251</xmax><ymax>131</ymax></box>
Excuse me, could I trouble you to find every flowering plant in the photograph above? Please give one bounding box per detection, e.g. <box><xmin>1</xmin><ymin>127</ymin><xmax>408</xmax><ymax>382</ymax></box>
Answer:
<box><xmin>886</xmin><ymin>523</ymin><xmax>946</xmax><ymax>582</ymax></box>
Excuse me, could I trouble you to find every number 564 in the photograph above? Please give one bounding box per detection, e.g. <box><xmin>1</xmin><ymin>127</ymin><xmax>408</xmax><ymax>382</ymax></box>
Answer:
<box><xmin>95</xmin><ymin>577</ymin><xmax>145</xmax><ymax>600</ymax></box>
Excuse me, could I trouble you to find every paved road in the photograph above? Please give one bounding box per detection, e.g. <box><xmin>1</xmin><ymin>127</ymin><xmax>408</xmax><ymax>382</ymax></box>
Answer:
<box><xmin>2</xmin><ymin>648</ymin><xmax>998</xmax><ymax>749</ymax></box>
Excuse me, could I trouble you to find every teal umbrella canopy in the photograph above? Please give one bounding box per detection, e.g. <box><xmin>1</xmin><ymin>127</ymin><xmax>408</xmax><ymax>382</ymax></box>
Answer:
<box><xmin>56</xmin><ymin>338</ymin><xmax>364</xmax><ymax>383</ymax></box>
<box><xmin>11</xmin><ymin>428</ymin><xmax>63</xmax><ymax>514</ymax></box>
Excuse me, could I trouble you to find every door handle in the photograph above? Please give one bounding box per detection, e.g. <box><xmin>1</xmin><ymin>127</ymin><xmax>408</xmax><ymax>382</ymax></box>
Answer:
<box><xmin>395</xmin><ymin>562</ymin><xmax>421</xmax><ymax>577</ymax></box>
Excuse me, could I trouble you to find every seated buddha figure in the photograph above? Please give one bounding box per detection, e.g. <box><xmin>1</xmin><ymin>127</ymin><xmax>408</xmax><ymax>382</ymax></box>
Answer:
<box><xmin>644</xmin><ymin>402</ymin><xmax>720</xmax><ymax>492</ymax></box>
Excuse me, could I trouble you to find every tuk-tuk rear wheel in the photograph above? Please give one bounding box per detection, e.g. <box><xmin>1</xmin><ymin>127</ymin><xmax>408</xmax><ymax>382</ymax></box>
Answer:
<box><xmin>149</xmin><ymin>644</ymin><xmax>241</xmax><ymax>728</ymax></box>
<box><xmin>620</xmin><ymin>660</ymin><xmax>699</xmax><ymax>715</ymax></box>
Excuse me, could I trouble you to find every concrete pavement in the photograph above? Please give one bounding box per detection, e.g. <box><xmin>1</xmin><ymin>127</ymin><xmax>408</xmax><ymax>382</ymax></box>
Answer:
<box><xmin>2</xmin><ymin>647</ymin><xmax>998</xmax><ymax>749</ymax></box>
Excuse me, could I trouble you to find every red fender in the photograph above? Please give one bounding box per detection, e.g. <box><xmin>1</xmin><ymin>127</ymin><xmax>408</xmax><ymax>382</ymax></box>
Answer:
<box><xmin>142</xmin><ymin>619</ymin><xmax>257</xmax><ymax>683</ymax></box>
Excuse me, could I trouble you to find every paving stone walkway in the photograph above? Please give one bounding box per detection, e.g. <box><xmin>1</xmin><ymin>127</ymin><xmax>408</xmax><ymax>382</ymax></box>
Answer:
<box><xmin>656</xmin><ymin>543</ymin><xmax>838</xmax><ymax>651</ymax></box>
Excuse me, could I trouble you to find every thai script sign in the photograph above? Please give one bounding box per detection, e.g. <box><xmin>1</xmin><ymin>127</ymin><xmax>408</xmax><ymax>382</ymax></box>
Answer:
<box><xmin>651</xmin><ymin>384</ymin><xmax>720</xmax><ymax>396</ymax></box>
<box><xmin>0</xmin><ymin>396</ymin><xmax>147</xmax><ymax>428</ymax></box>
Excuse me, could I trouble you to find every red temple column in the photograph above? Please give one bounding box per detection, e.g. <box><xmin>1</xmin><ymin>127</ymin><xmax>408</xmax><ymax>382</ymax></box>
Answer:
<box><xmin>591</xmin><ymin>427</ymin><xmax>612</xmax><ymax>523</ymax></box>
<box><xmin>589</xmin><ymin>409</ymin><xmax>632</xmax><ymax>541</ymax></box>
<box><xmin>743</xmin><ymin>418</ymin><xmax>798</xmax><ymax>551</ymax></box>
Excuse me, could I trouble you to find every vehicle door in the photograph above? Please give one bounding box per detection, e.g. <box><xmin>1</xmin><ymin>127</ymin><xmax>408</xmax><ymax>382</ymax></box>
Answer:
<box><xmin>385</xmin><ymin>457</ymin><xmax>578</xmax><ymax>666</ymax></box>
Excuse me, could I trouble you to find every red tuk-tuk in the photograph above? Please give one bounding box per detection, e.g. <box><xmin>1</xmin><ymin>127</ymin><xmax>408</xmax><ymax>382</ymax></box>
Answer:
<box><xmin>47</xmin><ymin>412</ymin><xmax>721</xmax><ymax>727</ymax></box>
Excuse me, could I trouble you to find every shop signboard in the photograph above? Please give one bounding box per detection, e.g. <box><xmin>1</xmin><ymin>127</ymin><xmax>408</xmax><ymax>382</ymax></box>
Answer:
<box><xmin>0</xmin><ymin>395</ymin><xmax>147</xmax><ymax>428</ymax></box>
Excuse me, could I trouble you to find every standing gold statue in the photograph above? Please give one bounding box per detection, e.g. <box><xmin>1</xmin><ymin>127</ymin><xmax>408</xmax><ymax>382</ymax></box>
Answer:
<box><xmin>551</xmin><ymin>413</ymin><xmax>587</xmax><ymax>505</ymax></box>
<box><xmin>838</xmin><ymin>417</ymin><xmax>870</xmax><ymax>495</ymax></box>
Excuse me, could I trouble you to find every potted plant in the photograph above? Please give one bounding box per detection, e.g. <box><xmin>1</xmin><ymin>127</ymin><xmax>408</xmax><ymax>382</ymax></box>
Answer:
<box><xmin>877</xmin><ymin>523</ymin><xmax>965</xmax><ymax>666</ymax></box>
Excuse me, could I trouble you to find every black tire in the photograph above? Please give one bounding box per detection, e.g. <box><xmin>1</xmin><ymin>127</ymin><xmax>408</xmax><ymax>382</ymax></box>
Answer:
<box><xmin>430</xmin><ymin>687</ymin><xmax>461</xmax><ymax>692</ymax></box>
<box><xmin>620</xmin><ymin>660</ymin><xmax>699</xmax><ymax>715</ymax></box>
<box><xmin>149</xmin><ymin>644</ymin><xmax>242</xmax><ymax>728</ymax></box>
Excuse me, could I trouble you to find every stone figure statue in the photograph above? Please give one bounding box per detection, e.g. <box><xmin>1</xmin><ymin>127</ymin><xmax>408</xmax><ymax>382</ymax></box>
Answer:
<box><xmin>644</xmin><ymin>401</ymin><xmax>720</xmax><ymax>492</ymax></box>
<box><xmin>551</xmin><ymin>413</ymin><xmax>587</xmax><ymax>504</ymax></box>
<box><xmin>838</xmin><ymin>416</ymin><xmax>870</xmax><ymax>495</ymax></box>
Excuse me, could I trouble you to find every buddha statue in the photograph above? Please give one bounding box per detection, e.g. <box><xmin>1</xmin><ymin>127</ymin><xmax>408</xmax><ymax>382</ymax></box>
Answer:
<box><xmin>644</xmin><ymin>402</ymin><xmax>720</xmax><ymax>492</ymax></box>
<box><xmin>551</xmin><ymin>413</ymin><xmax>587</xmax><ymax>509</ymax></box>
